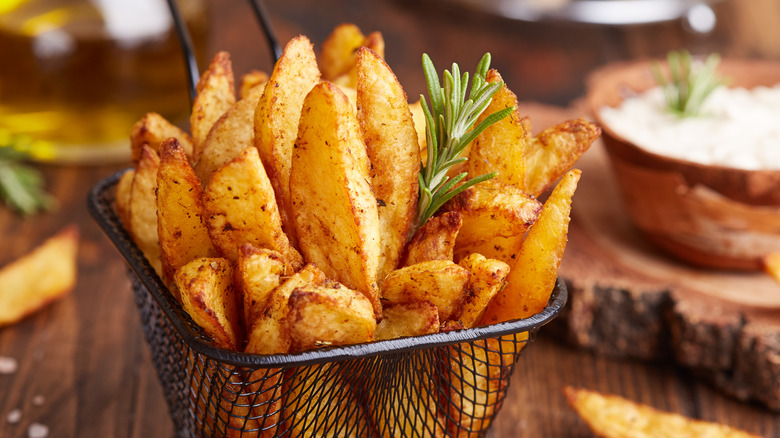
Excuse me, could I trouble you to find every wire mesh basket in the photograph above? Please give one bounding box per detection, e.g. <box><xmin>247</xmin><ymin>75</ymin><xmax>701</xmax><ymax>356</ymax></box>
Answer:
<box><xmin>89</xmin><ymin>169</ymin><xmax>568</xmax><ymax>438</ymax></box>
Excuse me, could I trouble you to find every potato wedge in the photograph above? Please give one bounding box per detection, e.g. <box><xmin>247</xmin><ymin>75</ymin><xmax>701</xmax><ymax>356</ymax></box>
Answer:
<box><xmin>190</xmin><ymin>51</ymin><xmax>236</xmax><ymax>162</ymax></box>
<box><xmin>157</xmin><ymin>138</ymin><xmax>217</xmax><ymax>287</ymax></box>
<box><xmin>356</xmin><ymin>47</ymin><xmax>420</xmax><ymax>283</ymax></box>
<box><xmin>287</xmin><ymin>282</ymin><xmax>376</xmax><ymax>352</ymax></box>
<box><xmin>129</xmin><ymin>146</ymin><xmax>162</xmax><ymax>276</ymax></box>
<box><xmin>564</xmin><ymin>386</ymin><xmax>761</xmax><ymax>438</ymax></box>
<box><xmin>468</xmin><ymin>69</ymin><xmax>528</xmax><ymax>190</ymax></box>
<box><xmin>0</xmin><ymin>226</ymin><xmax>78</xmax><ymax>327</ymax></box>
<box><xmin>524</xmin><ymin>118</ymin><xmax>599</xmax><ymax>197</ymax></box>
<box><xmin>130</xmin><ymin>112</ymin><xmax>194</xmax><ymax>164</ymax></box>
<box><xmin>445</xmin><ymin>179</ymin><xmax>542</xmax><ymax>265</ymax></box>
<box><xmin>235</xmin><ymin>245</ymin><xmax>287</xmax><ymax>332</ymax></box>
<box><xmin>319</xmin><ymin>23</ymin><xmax>367</xmax><ymax>80</ymax></box>
<box><xmin>255</xmin><ymin>35</ymin><xmax>320</xmax><ymax>248</ymax></box>
<box><xmin>291</xmin><ymin>81</ymin><xmax>382</xmax><ymax>316</ymax></box>
<box><xmin>203</xmin><ymin>146</ymin><xmax>303</xmax><ymax>268</ymax></box>
<box><xmin>408</xmin><ymin>100</ymin><xmax>428</xmax><ymax>161</ymax></box>
<box><xmin>174</xmin><ymin>257</ymin><xmax>241</xmax><ymax>350</ymax></box>
<box><xmin>115</xmin><ymin>168</ymin><xmax>135</xmax><ymax>230</ymax></box>
<box><xmin>381</xmin><ymin>260</ymin><xmax>469</xmax><ymax>321</ymax></box>
<box><xmin>375</xmin><ymin>301</ymin><xmax>440</xmax><ymax>341</ymax></box>
<box><xmin>403</xmin><ymin>211</ymin><xmax>462</xmax><ymax>266</ymax></box>
<box><xmin>194</xmin><ymin>83</ymin><xmax>265</xmax><ymax>184</ymax></box>
<box><xmin>457</xmin><ymin>253</ymin><xmax>509</xmax><ymax>328</ymax></box>
<box><xmin>245</xmin><ymin>264</ymin><xmax>326</xmax><ymax>356</ymax></box>
<box><xmin>239</xmin><ymin>69</ymin><xmax>269</xmax><ymax>100</ymax></box>
<box><xmin>336</xmin><ymin>31</ymin><xmax>385</xmax><ymax>89</ymax></box>
<box><xmin>763</xmin><ymin>252</ymin><xmax>780</xmax><ymax>285</ymax></box>
<box><xmin>482</xmin><ymin>169</ymin><xmax>580</xmax><ymax>325</ymax></box>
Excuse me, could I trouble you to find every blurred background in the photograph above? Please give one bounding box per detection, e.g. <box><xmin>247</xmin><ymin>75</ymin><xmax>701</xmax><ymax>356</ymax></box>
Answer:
<box><xmin>1</xmin><ymin>0</ymin><xmax>780</xmax><ymax>163</ymax></box>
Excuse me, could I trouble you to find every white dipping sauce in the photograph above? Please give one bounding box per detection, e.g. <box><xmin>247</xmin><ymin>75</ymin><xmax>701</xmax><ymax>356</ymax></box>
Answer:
<box><xmin>599</xmin><ymin>85</ymin><xmax>780</xmax><ymax>170</ymax></box>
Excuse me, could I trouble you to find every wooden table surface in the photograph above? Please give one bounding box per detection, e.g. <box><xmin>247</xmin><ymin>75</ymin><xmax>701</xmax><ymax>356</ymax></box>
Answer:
<box><xmin>2</xmin><ymin>1</ymin><xmax>780</xmax><ymax>437</ymax></box>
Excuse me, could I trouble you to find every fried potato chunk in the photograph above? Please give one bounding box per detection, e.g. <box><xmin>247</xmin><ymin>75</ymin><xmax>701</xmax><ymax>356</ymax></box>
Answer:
<box><xmin>174</xmin><ymin>257</ymin><xmax>241</xmax><ymax>350</ymax></box>
<box><xmin>194</xmin><ymin>83</ymin><xmax>265</xmax><ymax>184</ymax></box>
<box><xmin>157</xmin><ymin>138</ymin><xmax>217</xmax><ymax>287</ymax></box>
<box><xmin>403</xmin><ymin>211</ymin><xmax>462</xmax><ymax>267</ymax></box>
<box><xmin>375</xmin><ymin>301</ymin><xmax>440</xmax><ymax>341</ymax></box>
<box><xmin>445</xmin><ymin>179</ymin><xmax>542</xmax><ymax>265</ymax></box>
<box><xmin>524</xmin><ymin>118</ymin><xmax>599</xmax><ymax>197</ymax></box>
<box><xmin>457</xmin><ymin>253</ymin><xmax>509</xmax><ymax>328</ymax></box>
<box><xmin>190</xmin><ymin>51</ymin><xmax>236</xmax><ymax>162</ymax></box>
<box><xmin>381</xmin><ymin>260</ymin><xmax>469</xmax><ymax>321</ymax></box>
<box><xmin>203</xmin><ymin>146</ymin><xmax>303</xmax><ymax>268</ymax></box>
<box><xmin>467</xmin><ymin>69</ymin><xmax>528</xmax><ymax>190</ymax></box>
<box><xmin>255</xmin><ymin>36</ymin><xmax>321</xmax><ymax>248</ymax></box>
<box><xmin>291</xmin><ymin>81</ymin><xmax>382</xmax><ymax>316</ymax></box>
<box><xmin>235</xmin><ymin>245</ymin><xmax>287</xmax><ymax>331</ymax></box>
<box><xmin>482</xmin><ymin>169</ymin><xmax>580</xmax><ymax>325</ymax></box>
<box><xmin>356</xmin><ymin>47</ymin><xmax>420</xmax><ymax>283</ymax></box>
<box><xmin>288</xmin><ymin>282</ymin><xmax>377</xmax><ymax>352</ymax></box>
<box><xmin>565</xmin><ymin>386</ymin><xmax>761</xmax><ymax>438</ymax></box>
<box><xmin>245</xmin><ymin>264</ymin><xmax>326</xmax><ymax>356</ymax></box>
<box><xmin>0</xmin><ymin>226</ymin><xmax>78</xmax><ymax>327</ymax></box>
<box><xmin>239</xmin><ymin>69</ymin><xmax>268</xmax><ymax>99</ymax></box>
<box><xmin>115</xmin><ymin>168</ymin><xmax>134</xmax><ymax>230</ymax></box>
<box><xmin>320</xmin><ymin>23</ymin><xmax>385</xmax><ymax>87</ymax></box>
<box><xmin>129</xmin><ymin>146</ymin><xmax>162</xmax><ymax>275</ymax></box>
<box><xmin>130</xmin><ymin>112</ymin><xmax>194</xmax><ymax>164</ymax></box>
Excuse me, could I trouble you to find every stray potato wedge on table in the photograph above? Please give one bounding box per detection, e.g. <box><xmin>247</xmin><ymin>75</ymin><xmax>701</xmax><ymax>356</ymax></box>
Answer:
<box><xmin>130</xmin><ymin>112</ymin><xmax>194</xmax><ymax>164</ymax></box>
<box><xmin>565</xmin><ymin>386</ymin><xmax>761</xmax><ymax>438</ymax></box>
<box><xmin>190</xmin><ymin>51</ymin><xmax>236</xmax><ymax>162</ymax></box>
<box><xmin>0</xmin><ymin>226</ymin><xmax>78</xmax><ymax>327</ymax></box>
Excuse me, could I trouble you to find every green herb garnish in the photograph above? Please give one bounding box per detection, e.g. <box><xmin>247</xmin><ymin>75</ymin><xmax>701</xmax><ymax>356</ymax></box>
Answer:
<box><xmin>652</xmin><ymin>49</ymin><xmax>728</xmax><ymax>117</ymax></box>
<box><xmin>0</xmin><ymin>133</ymin><xmax>56</xmax><ymax>216</ymax></box>
<box><xmin>414</xmin><ymin>53</ymin><xmax>513</xmax><ymax>231</ymax></box>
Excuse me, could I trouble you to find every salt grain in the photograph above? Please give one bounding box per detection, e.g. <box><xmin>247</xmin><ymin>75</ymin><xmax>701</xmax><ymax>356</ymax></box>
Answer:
<box><xmin>0</xmin><ymin>357</ymin><xmax>18</xmax><ymax>374</ymax></box>
<box><xmin>6</xmin><ymin>409</ymin><xmax>21</xmax><ymax>424</ymax></box>
<box><xmin>28</xmin><ymin>423</ymin><xmax>49</xmax><ymax>438</ymax></box>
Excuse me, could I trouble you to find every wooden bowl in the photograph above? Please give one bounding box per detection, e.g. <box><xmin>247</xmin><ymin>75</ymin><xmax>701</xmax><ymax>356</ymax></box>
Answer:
<box><xmin>586</xmin><ymin>59</ymin><xmax>780</xmax><ymax>271</ymax></box>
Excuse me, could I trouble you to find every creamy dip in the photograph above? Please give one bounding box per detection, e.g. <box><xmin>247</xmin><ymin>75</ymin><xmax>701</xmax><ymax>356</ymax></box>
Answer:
<box><xmin>599</xmin><ymin>84</ymin><xmax>780</xmax><ymax>170</ymax></box>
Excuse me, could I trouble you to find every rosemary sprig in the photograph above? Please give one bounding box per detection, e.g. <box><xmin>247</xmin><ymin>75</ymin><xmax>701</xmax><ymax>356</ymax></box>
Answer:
<box><xmin>0</xmin><ymin>135</ymin><xmax>56</xmax><ymax>216</ymax></box>
<box><xmin>414</xmin><ymin>52</ymin><xmax>513</xmax><ymax>231</ymax></box>
<box><xmin>651</xmin><ymin>49</ymin><xmax>727</xmax><ymax>117</ymax></box>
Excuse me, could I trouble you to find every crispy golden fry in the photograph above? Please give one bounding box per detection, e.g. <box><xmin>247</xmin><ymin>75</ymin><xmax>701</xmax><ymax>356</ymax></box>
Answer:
<box><xmin>129</xmin><ymin>146</ymin><xmax>162</xmax><ymax>276</ymax></box>
<box><xmin>445</xmin><ymin>179</ymin><xmax>542</xmax><ymax>265</ymax></box>
<box><xmin>190</xmin><ymin>51</ymin><xmax>236</xmax><ymax>162</ymax></box>
<box><xmin>287</xmin><ymin>282</ymin><xmax>376</xmax><ymax>352</ymax></box>
<box><xmin>157</xmin><ymin>138</ymin><xmax>217</xmax><ymax>287</ymax></box>
<box><xmin>403</xmin><ymin>211</ymin><xmax>462</xmax><ymax>266</ymax></box>
<box><xmin>447</xmin><ymin>338</ymin><xmax>514</xmax><ymax>438</ymax></box>
<box><xmin>174</xmin><ymin>257</ymin><xmax>241</xmax><ymax>350</ymax></box>
<box><xmin>291</xmin><ymin>81</ymin><xmax>382</xmax><ymax>316</ymax></box>
<box><xmin>335</xmin><ymin>31</ymin><xmax>385</xmax><ymax>89</ymax></box>
<box><xmin>319</xmin><ymin>23</ymin><xmax>368</xmax><ymax>80</ymax></box>
<box><xmin>115</xmin><ymin>168</ymin><xmax>134</xmax><ymax>230</ymax></box>
<box><xmin>203</xmin><ymin>146</ymin><xmax>303</xmax><ymax>268</ymax></box>
<box><xmin>468</xmin><ymin>69</ymin><xmax>528</xmax><ymax>190</ymax></box>
<box><xmin>356</xmin><ymin>47</ymin><xmax>420</xmax><ymax>283</ymax></box>
<box><xmin>524</xmin><ymin>118</ymin><xmax>599</xmax><ymax>197</ymax></box>
<box><xmin>245</xmin><ymin>264</ymin><xmax>326</xmax><ymax>355</ymax></box>
<box><xmin>239</xmin><ymin>69</ymin><xmax>269</xmax><ymax>99</ymax></box>
<box><xmin>375</xmin><ymin>301</ymin><xmax>440</xmax><ymax>341</ymax></box>
<box><xmin>194</xmin><ymin>83</ymin><xmax>265</xmax><ymax>184</ymax></box>
<box><xmin>381</xmin><ymin>260</ymin><xmax>469</xmax><ymax>321</ymax></box>
<box><xmin>565</xmin><ymin>386</ymin><xmax>761</xmax><ymax>438</ymax></box>
<box><xmin>408</xmin><ymin>100</ymin><xmax>428</xmax><ymax>160</ymax></box>
<box><xmin>255</xmin><ymin>36</ymin><xmax>320</xmax><ymax>247</ymax></box>
<box><xmin>235</xmin><ymin>245</ymin><xmax>287</xmax><ymax>331</ymax></box>
<box><xmin>283</xmin><ymin>364</ymin><xmax>369</xmax><ymax>438</ymax></box>
<box><xmin>130</xmin><ymin>112</ymin><xmax>194</xmax><ymax>164</ymax></box>
<box><xmin>763</xmin><ymin>252</ymin><xmax>780</xmax><ymax>285</ymax></box>
<box><xmin>0</xmin><ymin>226</ymin><xmax>78</xmax><ymax>327</ymax></box>
<box><xmin>457</xmin><ymin>254</ymin><xmax>509</xmax><ymax>328</ymax></box>
<box><xmin>482</xmin><ymin>169</ymin><xmax>580</xmax><ymax>325</ymax></box>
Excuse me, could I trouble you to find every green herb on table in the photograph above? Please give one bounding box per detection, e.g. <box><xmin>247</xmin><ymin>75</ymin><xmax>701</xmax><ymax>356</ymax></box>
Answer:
<box><xmin>652</xmin><ymin>49</ymin><xmax>728</xmax><ymax>118</ymax></box>
<box><xmin>0</xmin><ymin>134</ymin><xmax>56</xmax><ymax>216</ymax></box>
<box><xmin>414</xmin><ymin>52</ymin><xmax>513</xmax><ymax>231</ymax></box>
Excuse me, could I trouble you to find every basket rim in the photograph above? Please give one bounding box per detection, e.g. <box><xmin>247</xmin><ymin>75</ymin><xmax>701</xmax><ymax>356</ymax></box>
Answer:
<box><xmin>88</xmin><ymin>169</ymin><xmax>568</xmax><ymax>368</ymax></box>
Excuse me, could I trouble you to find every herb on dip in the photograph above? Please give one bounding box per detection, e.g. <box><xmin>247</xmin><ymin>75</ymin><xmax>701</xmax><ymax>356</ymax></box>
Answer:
<box><xmin>651</xmin><ymin>50</ymin><xmax>727</xmax><ymax>118</ymax></box>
